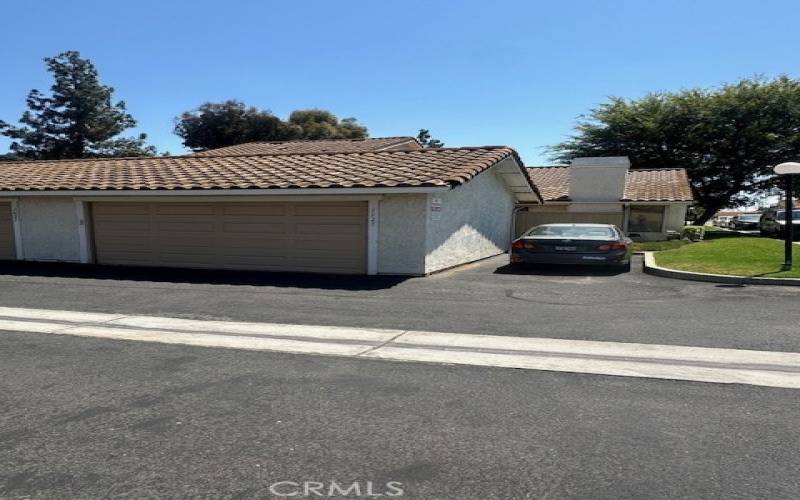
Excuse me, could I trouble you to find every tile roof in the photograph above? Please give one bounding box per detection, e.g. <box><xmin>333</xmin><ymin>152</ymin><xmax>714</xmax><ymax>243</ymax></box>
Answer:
<box><xmin>622</xmin><ymin>169</ymin><xmax>694</xmax><ymax>202</ymax></box>
<box><xmin>526</xmin><ymin>166</ymin><xmax>694</xmax><ymax>202</ymax></box>
<box><xmin>0</xmin><ymin>147</ymin><xmax>524</xmax><ymax>192</ymax></box>
<box><xmin>526</xmin><ymin>167</ymin><xmax>571</xmax><ymax>201</ymax></box>
<box><xmin>193</xmin><ymin>137</ymin><xmax>421</xmax><ymax>156</ymax></box>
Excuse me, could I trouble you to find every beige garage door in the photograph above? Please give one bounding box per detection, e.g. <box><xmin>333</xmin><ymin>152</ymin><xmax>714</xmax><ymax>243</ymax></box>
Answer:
<box><xmin>92</xmin><ymin>201</ymin><xmax>367</xmax><ymax>274</ymax></box>
<box><xmin>516</xmin><ymin>211</ymin><xmax>624</xmax><ymax>237</ymax></box>
<box><xmin>0</xmin><ymin>203</ymin><xmax>15</xmax><ymax>260</ymax></box>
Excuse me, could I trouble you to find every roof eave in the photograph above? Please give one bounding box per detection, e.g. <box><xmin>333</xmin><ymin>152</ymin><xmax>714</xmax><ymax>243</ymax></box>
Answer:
<box><xmin>496</xmin><ymin>155</ymin><xmax>544</xmax><ymax>204</ymax></box>
<box><xmin>1</xmin><ymin>186</ymin><xmax>453</xmax><ymax>197</ymax></box>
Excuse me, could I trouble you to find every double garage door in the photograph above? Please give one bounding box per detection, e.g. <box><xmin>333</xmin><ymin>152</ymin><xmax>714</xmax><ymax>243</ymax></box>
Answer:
<box><xmin>92</xmin><ymin>201</ymin><xmax>367</xmax><ymax>274</ymax></box>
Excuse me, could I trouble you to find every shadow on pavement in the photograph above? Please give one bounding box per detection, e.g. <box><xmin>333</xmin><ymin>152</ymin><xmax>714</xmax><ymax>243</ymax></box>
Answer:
<box><xmin>493</xmin><ymin>263</ymin><xmax>628</xmax><ymax>277</ymax></box>
<box><xmin>0</xmin><ymin>261</ymin><xmax>411</xmax><ymax>291</ymax></box>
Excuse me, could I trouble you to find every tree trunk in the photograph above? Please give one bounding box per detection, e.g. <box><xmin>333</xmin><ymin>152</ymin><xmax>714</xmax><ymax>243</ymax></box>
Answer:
<box><xmin>694</xmin><ymin>206</ymin><xmax>722</xmax><ymax>226</ymax></box>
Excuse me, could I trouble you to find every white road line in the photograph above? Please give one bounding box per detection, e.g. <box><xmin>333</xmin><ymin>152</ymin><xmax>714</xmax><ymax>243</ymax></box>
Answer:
<box><xmin>0</xmin><ymin>306</ymin><xmax>798</xmax><ymax>389</ymax></box>
<box><xmin>363</xmin><ymin>346</ymin><xmax>800</xmax><ymax>389</ymax></box>
<box><xmin>0</xmin><ymin>306</ymin><xmax>123</xmax><ymax>324</ymax></box>
<box><xmin>395</xmin><ymin>331</ymin><xmax>800</xmax><ymax>367</ymax></box>
<box><xmin>107</xmin><ymin>315</ymin><xmax>403</xmax><ymax>342</ymax></box>
<box><xmin>60</xmin><ymin>326</ymin><xmax>374</xmax><ymax>356</ymax></box>
<box><xmin>0</xmin><ymin>319</ymin><xmax>76</xmax><ymax>334</ymax></box>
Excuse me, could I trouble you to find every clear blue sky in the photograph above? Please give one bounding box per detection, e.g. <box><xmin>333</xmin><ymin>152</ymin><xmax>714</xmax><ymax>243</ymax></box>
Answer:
<box><xmin>1</xmin><ymin>0</ymin><xmax>798</xmax><ymax>164</ymax></box>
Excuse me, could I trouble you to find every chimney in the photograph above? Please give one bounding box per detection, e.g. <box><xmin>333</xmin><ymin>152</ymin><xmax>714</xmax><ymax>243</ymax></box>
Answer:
<box><xmin>568</xmin><ymin>157</ymin><xmax>630</xmax><ymax>202</ymax></box>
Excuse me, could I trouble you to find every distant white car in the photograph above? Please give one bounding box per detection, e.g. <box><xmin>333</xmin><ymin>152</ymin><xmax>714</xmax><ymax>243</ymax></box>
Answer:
<box><xmin>713</xmin><ymin>216</ymin><xmax>734</xmax><ymax>228</ymax></box>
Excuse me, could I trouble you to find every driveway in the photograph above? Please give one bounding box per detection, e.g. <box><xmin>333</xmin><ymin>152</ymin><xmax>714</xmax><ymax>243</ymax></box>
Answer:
<box><xmin>0</xmin><ymin>255</ymin><xmax>797</xmax><ymax>352</ymax></box>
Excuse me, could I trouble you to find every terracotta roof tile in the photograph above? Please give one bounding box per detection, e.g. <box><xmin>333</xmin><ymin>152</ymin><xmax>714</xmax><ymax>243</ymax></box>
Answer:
<box><xmin>526</xmin><ymin>166</ymin><xmax>693</xmax><ymax>202</ymax></box>
<box><xmin>193</xmin><ymin>137</ymin><xmax>421</xmax><ymax>156</ymax></box>
<box><xmin>526</xmin><ymin>167</ymin><xmax>571</xmax><ymax>201</ymax></box>
<box><xmin>623</xmin><ymin>169</ymin><xmax>694</xmax><ymax>202</ymax></box>
<box><xmin>0</xmin><ymin>147</ymin><xmax>520</xmax><ymax>192</ymax></box>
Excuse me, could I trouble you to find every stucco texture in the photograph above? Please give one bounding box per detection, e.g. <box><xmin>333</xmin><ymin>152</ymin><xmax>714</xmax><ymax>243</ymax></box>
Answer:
<box><xmin>18</xmin><ymin>197</ymin><xmax>81</xmax><ymax>262</ymax></box>
<box><xmin>424</xmin><ymin>165</ymin><xmax>514</xmax><ymax>274</ymax></box>
<box><xmin>377</xmin><ymin>194</ymin><xmax>428</xmax><ymax>275</ymax></box>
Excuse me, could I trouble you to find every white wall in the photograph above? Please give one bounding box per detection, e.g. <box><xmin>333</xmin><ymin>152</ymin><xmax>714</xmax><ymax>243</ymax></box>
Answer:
<box><xmin>18</xmin><ymin>197</ymin><xmax>81</xmax><ymax>262</ymax></box>
<box><xmin>424</xmin><ymin>165</ymin><xmax>515</xmax><ymax>274</ymax></box>
<box><xmin>666</xmin><ymin>203</ymin><xmax>689</xmax><ymax>231</ymax></box>
<box><xmin>569</xmin><ymin>157</ymin><xmax>629</xmax><ymax>202</ymax></box>
<box><xmin>566</xmin><ymin>203</ymin><xmax>624</xmax><ymax>213</ymax></box>
<box><xmin>15</xmin><ymin>193</ymin><xmax>432</xmax><ymax>273</ymax></box>
<box><xmin>12</xmin><ymin>187</ymin><xmax>522</xmax><ymax>274</ymax></box>
<box><xmin>377</xmin><ymin>194</ymin><xmax>428</xmax><ymax>275</ymax></box>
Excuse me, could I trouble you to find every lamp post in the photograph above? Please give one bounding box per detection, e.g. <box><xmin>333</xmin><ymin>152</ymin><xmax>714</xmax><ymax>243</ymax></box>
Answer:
<box><xmin>774</xmin><ymin>162</ymin><xmax>800</xmax><ymax>270</ymax></box>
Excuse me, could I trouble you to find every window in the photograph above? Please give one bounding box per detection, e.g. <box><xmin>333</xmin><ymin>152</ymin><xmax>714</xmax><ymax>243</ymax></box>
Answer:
<box><xmin>777</xmin><ymin>210</ymin><xmax>800</xmax><ymax>221</ymax></box>
<box><xmin>628</xmin><ymin>205</ymin><xmax>665</xmax><ymax>233</ymax></box>
<box><xmin>526</xmin><ymin>225</ymin><xmax>616</xmax><ymax>239</ymax></box>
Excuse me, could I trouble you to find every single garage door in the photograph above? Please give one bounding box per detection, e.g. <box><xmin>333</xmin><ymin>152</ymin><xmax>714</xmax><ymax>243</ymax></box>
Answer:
<box><xmin>92</xmin><ymin>201</ymin><xmax>367</xmax><ymax>274</ymax></box>
<box><xmin>0</xmin><ymin>203</ymin><xmax>15</xmax><ymax>260</ymax></box>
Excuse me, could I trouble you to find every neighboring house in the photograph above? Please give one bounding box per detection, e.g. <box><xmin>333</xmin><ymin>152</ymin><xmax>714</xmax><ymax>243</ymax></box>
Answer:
<box><xmin>709</xmin><ymin>210</ymin><xmax>741</xmax><ymax>227</ymax></box>
<box><xmin>519</xmin><ymin>157</ymin><xmax>694</xmax><ymax>240</ymax></box>
<box><xmin>192</xmin><ymin>136</ymin><xmax>422</xmax><ymax>156</ymax></box>
<box><xmin>0</xmin><ymin>141</ymin><xmax>540</xmax><ymax>275</ymax></box>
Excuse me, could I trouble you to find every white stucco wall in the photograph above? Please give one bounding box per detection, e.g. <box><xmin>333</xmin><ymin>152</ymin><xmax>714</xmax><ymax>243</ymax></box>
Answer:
<box><xmin>665</xmin><ymin>203</ymin><xmax>689</xmax><ymax>231</ymax></box>
<box><xmin>566</xmin><ymin>203</ymin><xmax>624</xmax><ymax>213</ymax></box>
<box><xmin>568</xmin><ymin>157</ymin><xmax>629</xmax><ymax>202</ymax></box>
<box><xmin>377</xmin><ymin>194</ymin><xmax>428</xmax><ymax>275</ymax></box>
<box><xmin>18</xmin><ymin>197</ymin><xmax>81</xmax><ymax>262</ymax></box>
<box><xmin>424</xmin><ymin>166</ymin><xmax>515</xmax><ymax>274</ymax></box>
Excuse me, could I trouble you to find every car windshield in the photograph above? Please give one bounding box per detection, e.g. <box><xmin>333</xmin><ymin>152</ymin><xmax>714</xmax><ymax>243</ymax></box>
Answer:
<box><xmin>776</xmin><ymin>210</ymin><xmax>800</xmax><ymax>221</ymax></box>
<box><xmin>738</xmin><ymin>215</ymin><xmax>760</xmax><ymax>222</ymax></box>
<box><xmin>526</xmin><ymin>225</ymin><xmax>616</xmax><ymax>239</ymax></box>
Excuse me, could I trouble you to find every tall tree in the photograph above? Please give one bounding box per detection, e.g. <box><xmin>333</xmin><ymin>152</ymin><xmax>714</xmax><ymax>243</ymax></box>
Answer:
<box><xmin>0</xmin><ymin>51</ymin><xmax>155</xmax><ymax>159</ymax></box>
<box><xmin>416</xmin><ymin>129</ymin><xmax>444</xmax><ymax>148</ymax></box>
<box><xmin>287</xmin><ymin>109</ymin><xmax>368</xmax><ymax>139</ymax></box>
<box><xmin>549</xmin><ymin>76</ymin><xmax>800</xmax><ymax>224</ymax></box>
<box><xmin>174</xmin><ymin>104</ymin><xmax>369</xmax><ymax>151</ymax></box>
<box><xmin>174</xmin><ymin>100</ymin><xmax>296</xmax><ymax>152</ymax></box>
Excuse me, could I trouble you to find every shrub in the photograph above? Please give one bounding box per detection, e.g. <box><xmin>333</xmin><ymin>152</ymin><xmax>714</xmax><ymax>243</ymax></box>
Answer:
<box><xmin>681</xmin><ymin>226</ymin><xmax>706</xmax><ymax>241</ymax></box>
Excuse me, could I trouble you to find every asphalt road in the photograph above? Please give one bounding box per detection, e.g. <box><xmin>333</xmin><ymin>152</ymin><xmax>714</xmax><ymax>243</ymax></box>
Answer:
<box><xmin>0</xmin><ymin>255</ymin><xmax>797</xmax><ymax>352</ymax></box>
<box><xmin>1</xmin><ymin>331</ymin><xmax>799</xmax><ymax>499</ymax></box>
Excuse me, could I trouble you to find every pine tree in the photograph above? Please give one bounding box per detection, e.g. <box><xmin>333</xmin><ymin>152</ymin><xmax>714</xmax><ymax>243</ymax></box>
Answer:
<box><xmin>416</xmin><ymin>129</ymin><xmax>444</xmax><ymax>148</ymax></box>
<box><xmin>0</xmin><ymin>51</ymin><xmax>155</xmax><ymax>159</ymax></box>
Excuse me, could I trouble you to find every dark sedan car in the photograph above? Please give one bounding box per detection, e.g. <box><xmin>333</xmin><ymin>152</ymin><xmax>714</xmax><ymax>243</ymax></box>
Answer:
<box><xmin>732</xmin><ymin>214</ymin><xmax>761</xmax><ymax>231</ymax></box>
<box><xmin>760</xmin><ymin>209</ymin><xmax>800</xmax><ymax>239</ymax></box>
<box><xmin>511</xmin><ymin>223</ymin><xmax>633</xmax><ymax>271</ymax></box>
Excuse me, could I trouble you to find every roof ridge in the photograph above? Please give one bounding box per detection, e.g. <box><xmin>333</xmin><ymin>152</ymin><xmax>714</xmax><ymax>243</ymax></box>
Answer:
<box><xmin>0</xmin><ymin>145</ymin><xmax>514</xmax><ymax>166</ymax></box>
<box><xmin>0</xmin><ymin>145</ymin><xmax>533</xmax><ymax>194</ymax></box>
<box><xmin>627</xmin><ymin>167</ymin><xmax>687</xmax><ymax>172</ymax></box>
<box><xmin>213</xmin><ymin>136</ymin><xmax>417</xmax><ymax>146</ymax></box>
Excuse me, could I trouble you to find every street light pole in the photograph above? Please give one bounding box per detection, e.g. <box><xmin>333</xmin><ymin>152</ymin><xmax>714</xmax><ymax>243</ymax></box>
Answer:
<box><xmin>774</xmin><ymin>162</ymin><xmax>800</xmax><ymax>271</ymax></box>
<box><xmin>785</xmin><ymin>175</ymin><xmax>793</xmax><ymax>269</ymax></box>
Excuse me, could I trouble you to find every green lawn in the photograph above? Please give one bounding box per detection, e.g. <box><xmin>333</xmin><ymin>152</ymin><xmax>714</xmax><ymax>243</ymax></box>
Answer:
<box><xmin>632</xmin><ymin>240</ymin><xmax>690</xmax><ymax>252</ymax></box>
<box><xmin>653</xmin><ymin>237</ymin><xmax>800</xmax><ymax>278</ymax></box>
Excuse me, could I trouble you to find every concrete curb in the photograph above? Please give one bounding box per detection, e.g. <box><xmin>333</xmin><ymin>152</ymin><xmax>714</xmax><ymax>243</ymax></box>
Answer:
<box><xmin>642</xmin><ymin>252</ymin><xmax>800</xmax><ymax>286</ymax></box>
